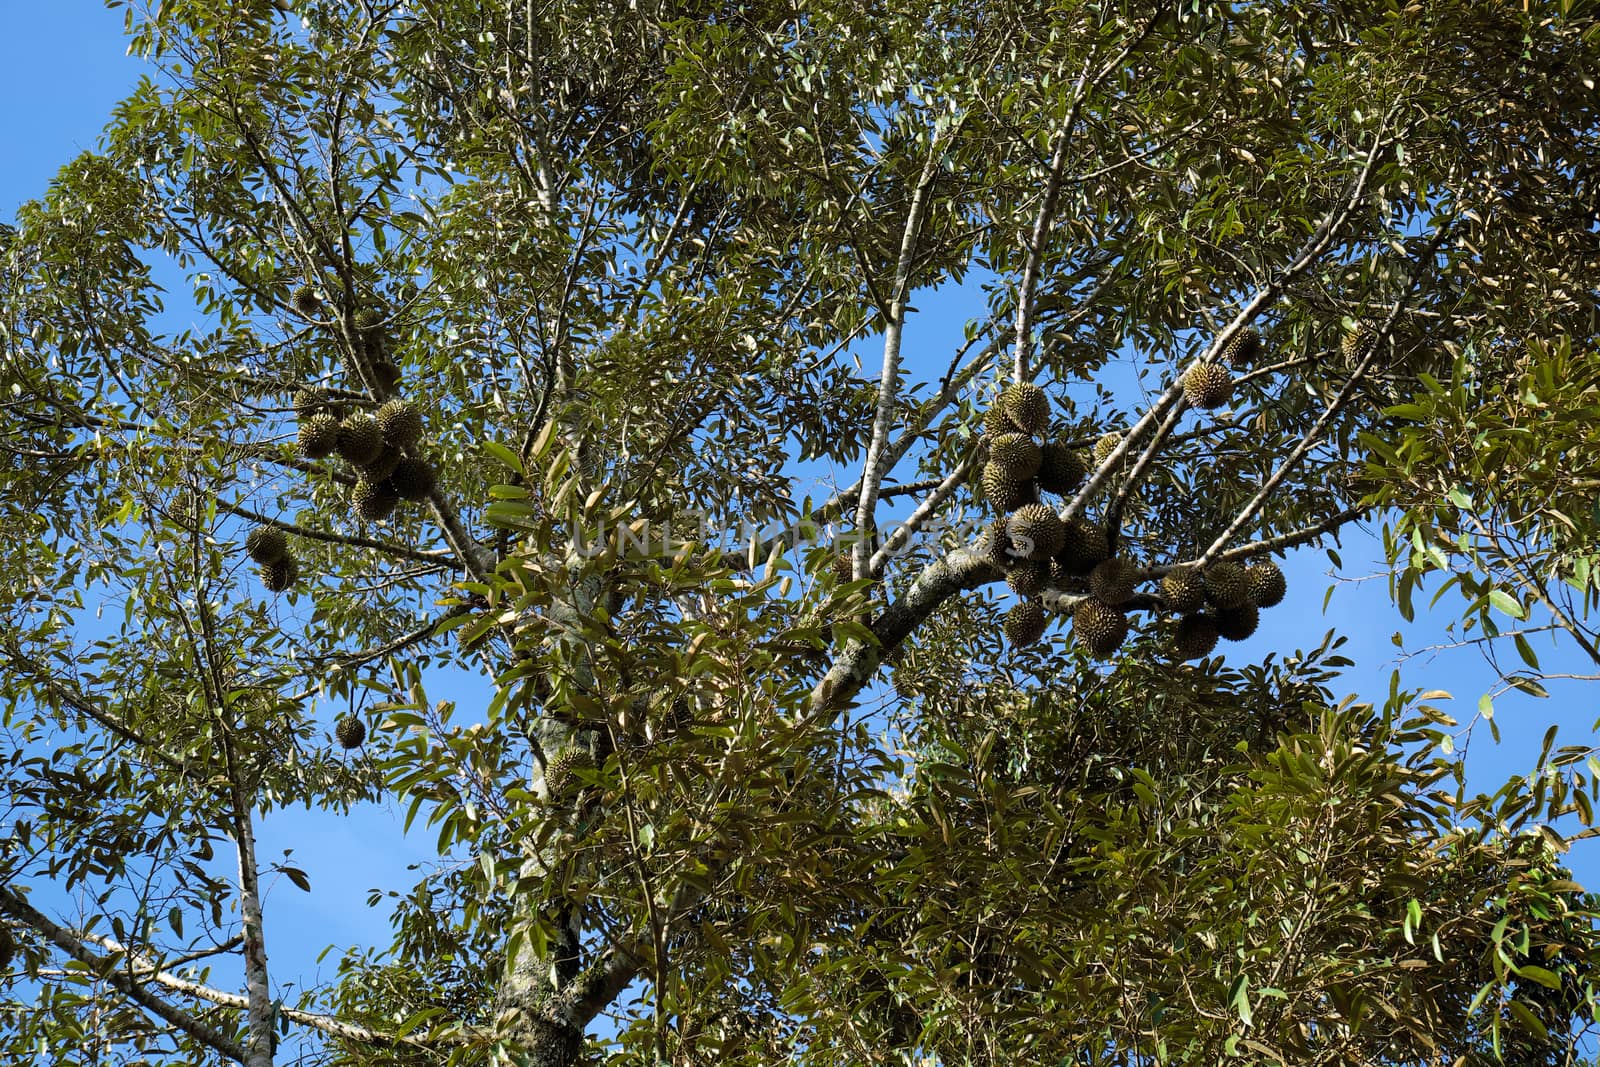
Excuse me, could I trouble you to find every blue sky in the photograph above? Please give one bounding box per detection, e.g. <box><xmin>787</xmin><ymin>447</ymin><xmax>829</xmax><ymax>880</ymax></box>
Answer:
<box><xmin>3</xmin><ymin>1</ymin><xmax>1597</xmax><ymax>1055</ymax></box>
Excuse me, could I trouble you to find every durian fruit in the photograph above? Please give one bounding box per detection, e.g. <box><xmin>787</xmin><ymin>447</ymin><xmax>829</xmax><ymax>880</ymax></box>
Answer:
<box><xmin>1036</xmin><ymin>442</ymin><xmax>1087</xmax><ymax>495</ymax></box>
<box><xmin>982</xmin><ymin>518</ymin><xmax>1013</xmax><ymax>569</ymax></box>
<box><xmin>545</xmin><ymin>748</ymin><xmax>594</xmax><ymax>798</ymax></box>
<box><xmin>1007</xmin><ymin>503</ymin><xmax>1066</xmax><ymax>561</ymax></box>
<box><xmin>245</xmin><ymin>525</ymin><xmax>288</xmax><ymax>565</ymax></box>
<box><xmin>1088</xmin><ymin>557</ymin><xmax>1139</xmax><ymax>605</ymax></box>
<box><xmin>1004</xmin><ymin>600</ymin><xmax>1048</xmax><ymax>647</ymax></box>
<box><xmin>1006</xmin><ymin>560</ymin><xmax>1050</xmax><ymax>598</ymax></box>
<box><xmin>1093</xmin><ymin>431</ymin><xmax>1122</xmax><ymax>465</ymax></box>
<box><xmin>1072</xmin><ymin>598</ymin><xmax>1128</xmax><ymax>658</ymax></box>
<box><xmin>1216</xmin><ymin>603</ymin><xmax>1260</xmax><ymax>641</ymax></box>
<box><xmin>359</xmin><ymin>447</ymin><xmax>403</xmax><ymax>484</ymax></box>
<box><xmin>1183</xmin><ymin>362</ymin><xmax>1232</xmax><ymax>409</ymax></box>
<box><xmin>981</xmin><ymin>462</ymin><xmax>1031</xmax><ymax>514</ymax></box>
<box><xmin>982</xmin><ymin>402</ymin><xmax>1013</xmax><ymax>442</ymax></box>
<box><xmin>1160</xmin><ymin>565</ymin><xmax>1206</xmax><ymax>613</ymax></box>
<box><xmin>298</xmin><ymin>413</ymin><xmax>341</xmax><ymax>459</ymax></box>
<box><xmin>354</xmin><ymin>307</ymin><xmax>383</xmax><ymax>340</ymax></box>
<box><xmin>260</xmin><ymin>555</ymin><xmax>298</xmax><ymax>593</ymax></box>
<box><xmin>1055</xmin><ymin>516</ymin><xmax>1110</xmax><ymax>576</ymax></box>
<box><xmin>390</xmin><ymin>456</ymin><xmax>437</xmax><ymax>501</ymax></box>
<box><xmin>336</xmin><ymin>414</ymin><xmax>385</xmax><ymax>467</ymax></box>
<box><xmin>1170</xmin><ymin>612</ymin><xmax>1219</xmax><ymax>660</ymax></box>
<box><xmin>999</xmin><ymin>382</ymin><xmax>1050</xmax><ymax>435</ymax></box>
<box><xmin>291</xmin><ymin>285</ymin><xmax>321</xmax><ymax>316</ymax></box>
<box><xmin>1342</xmin><ymin>320</ymin><xmax>1376</xmax><ymax>363</ymax></box>
<box><xmin>1246</xmin><ymin>561</ymin><xmax>1287</xmax><ymax>608</ymax></box>
<box><xmin>335</xmin><ymin>715</ymin><xmax>366</xmax><ymax>749</ymax></box>
<box><xmin>832</xmin><ymin>553</ymin><xmax>854</xmax><ymax>583</ymax></box>
<box><xmin>375</xmin><ymin>398</ymin><xmax>423</xmax><ymax>449</ymax></box>
<box><xmin>1222</xmin><ymin>327</ymin><xmax>1262</xmax><ymax>368</ymax></box>
<box><xmin>353</xmin><ymin>479</ymin><xmax>399</xmax><ymax>522</ymax></box>
<box><xmin>294</xmin><ymin>386</ymin><xmax>334</xmax><ymax>417</ymax></box>
<box><xmin>0</xmin><ymin>924</ymin><xmax>14</xmax><ymax>972</ymax></box>
<box><xmin>1202</xmin><ymin>561</ymin><xmax>1250</xmax><ymax>609</ymax></box>
<box><xmin>989</xmin><ymin>433</ymin><xmax>1043</xmax><ymax>481</ymax></box>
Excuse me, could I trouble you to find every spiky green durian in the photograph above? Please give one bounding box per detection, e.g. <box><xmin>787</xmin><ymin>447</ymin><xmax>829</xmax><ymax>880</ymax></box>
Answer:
<box><xmin>0</xmin><ymin>924</ymin><xmax>14</xmax><ymax>972</ymax></box>
<box><xmin>1004</xmin><ymin>600</ymin><xmax>1048</xmax><ymax>647</ymax></box>
<box><xmin>352</xmin><ymin>479</ymin><xmax>399</xmax><ymax>522</ymax></box>
<box><xmin>376</xmin><ymin>399</ymin><xmax>423</xmax><ymax>449</ymax></box>
<box><xmin>832</xmin><ymin>553</ymin><xmax>854</xmax><ymax>583</ymax></box>
<box><xmin>989</xmin><ymin>432</ymin><xmax>1042</xmax><ymax>480</ymax></box>
<box><xmin>1036</xmin><ymin>442</ymin><xmax>1087</xmax><ymax>495</ymax></box>
<box><xmin>981</xmin><ymin>462</ymin><xmax>1031</xmax><ymax>513</ymax></box>
<box><xmin>1170</xmin><ymin>613</ymin><xmax>1219</xmax><ymax>660</ymax></box>
<box><xmin>545</xmin><ymin>748</ymin><xmax>594</xmax><ymax>797</ymax></box>
<box><xmin>298</xmin><ymin>412</ymin><xmax>341</xmax><ymax>459</ymax></box>
<box><xmin>1088</xmin><ymin>557</ymin><xmax>1139</xmax><ymax>605</ymax></box>
<box><xmin>359</xmin><ymin>447</ymin><xmax>403</xmax><ymax>484</ymax></box>
<box><xmin>1183</xmin><ymin>362</ymin><xmax>1232</xmax><ymax>409</ymax></box>
<box><xmin>1000</xmin><ymin>382</ymin><xmax>1049</xmax><ymax>435</ymax></box>
<box><xmin>390</xmin><ymin>456</ymin><xmax>436</xmax><ymax>501</ymax></box>
<box><xmin>260</xmin><ymin>555</ymin><xmax>298</xmax><ymax>593</ymax></box>
<box><xmin>1006</xmin><ymin>560</ymin><xmax>1050</xmax><ymax>598</ymax></box>
<box><xmin>294</xmin><ymin>386</ymin><xmax>332</xmax><ymax>416</ymax></box>
<box><xmin>1055</xmin><ymin>517</ymin><xmax>1109</xmax><ymax>576</ymax></box>
<box><xmin>1222</xmin><ymin>327</ymin><xmax>1262</xmax><ymax>368</ymax></box>
<box><xmin>1246</xmin><ymin>561</ymin><xmax>1287</xmax><ymax>608</ymax></box>
<box><xmin>1072</xmin><ymin>598</ymin><xmax>1128</xmax><ymax>658</ymax></box>
<box><xmin>336</xmin><ymin>414</ymin><xmax>385</xmax><ymax>466</ymax></box>
<box><xmin>982</xmin><ymin>402</ymin><xmax>1013</xmax><ymax>442</ymax></box>
<box><xmin>1007</xmin><ymin>503</ymin><xmax>1066</xmax><ymax>561</ymax></box>
<box><xmin>982</xmin><ymin>518</ymin><xmax>1013</xmax><ymax>568</ymax></box>
<box><xmin>291</xmin><ymin>285</ymin><xmax>321</xmax><ymax>316</ymax></box>
<box><xmin>1203</xmin><ymin>561</ymin><xmax>1250</xmax><ymax>609</ymax></box>
<box><xmin>1342</xmin><ymin>320</ymin><xmax>1376</xmax><ymax>363</ymax></box>
<box><xmin>1216</xmin><ymin>603</ymin><xmax>1260</xmax><ymax>641</ymax></box>
<box><xmin>1093</xmin><ymin>431</ymin><xmax>1122</xmax><ymax>465</ymax></box>
<box><xmin>335</xmin><ymin>716</ymin><xmax>366</xmax><ymax>749</ymax></box>
<box><xmin>245</xmin><ymin>525</ymin><xmax>288</xmax><ymax>565</ymax></box>
<box><xmin>1160</xmin><ymin>566</ymin><xmax>1206</xmax><ymax>613</ymax></box>
<box><xmin>354</xmin><ymin>307</ymin><xmax>383</xmax><ymax>332</ymax></box>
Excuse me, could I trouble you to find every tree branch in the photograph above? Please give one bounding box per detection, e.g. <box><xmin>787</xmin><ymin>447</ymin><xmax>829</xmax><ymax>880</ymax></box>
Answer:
<box><xmin>221</xmin><ymin>500</ymin><xmax>457</xmax><ymax>568</ymax></box>
<box><xmin>0</xmin><ymin>884</ymin><xmax>250</xmax><ymax>1065</ymax></box>
<box><xmin>853</xmin><ymin>133</ymin><xmax>951</xmax><ymax>579</ymax></box>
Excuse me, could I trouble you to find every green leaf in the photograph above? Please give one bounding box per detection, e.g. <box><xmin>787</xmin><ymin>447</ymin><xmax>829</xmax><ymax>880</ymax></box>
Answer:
<box><xmin>1489</xmin><ymin>589</ymin><xmax>1527</xmax><ymax>619</ymax></box>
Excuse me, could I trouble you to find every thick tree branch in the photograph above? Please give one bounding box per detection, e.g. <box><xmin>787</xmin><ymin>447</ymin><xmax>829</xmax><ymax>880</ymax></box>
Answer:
<box><xmin>811</xmin><ymin>547</ymin><xmax>1002</xmax><ymax>711</ymax></box>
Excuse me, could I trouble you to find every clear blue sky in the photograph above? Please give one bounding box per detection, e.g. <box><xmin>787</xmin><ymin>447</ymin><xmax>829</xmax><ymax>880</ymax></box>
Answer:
<box><xmin>3</xmin><ymin>1</ymin><xmax>1596</xmax><ymax>1054</ymax></box>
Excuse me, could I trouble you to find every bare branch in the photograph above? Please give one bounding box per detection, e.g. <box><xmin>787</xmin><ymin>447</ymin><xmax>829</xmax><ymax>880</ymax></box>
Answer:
<box><xmin>0</xmin><ymin>885</ymin><xmax>250</xmax><ymax>1065</ymax></box>
<box><xmin>853</xmin><ymin>133</ymin><xmax>953</xmax><ymax>579</ymax></box>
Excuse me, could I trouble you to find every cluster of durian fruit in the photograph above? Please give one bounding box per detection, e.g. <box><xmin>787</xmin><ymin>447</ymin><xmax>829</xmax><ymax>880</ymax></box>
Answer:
<box><xmin>294</xmin><ymin>386</ymin><xmax>436</xmax><ymax>522</ymax></box>
<box><xmin>246</xmin><ymin>295</ymin><xmax>439</xmax><ymax>594</ymax></box>
<box><xmin>981</xmin><ymin>327</ymin><xmax>1287</xmax><ymax>661</ymax></box>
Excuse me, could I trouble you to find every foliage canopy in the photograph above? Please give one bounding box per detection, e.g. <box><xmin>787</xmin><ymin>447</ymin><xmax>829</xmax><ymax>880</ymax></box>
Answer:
<box><xmin>4</xmin><ymin>1</ymin><xmax>1600</xmax><ymax>1065</ymax></box>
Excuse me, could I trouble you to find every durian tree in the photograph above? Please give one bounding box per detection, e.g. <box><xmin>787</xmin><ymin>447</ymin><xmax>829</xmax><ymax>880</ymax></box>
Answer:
<box><xmin>4</xmin><ymin>1</ymin><xmax>1600</xmax><ymax>1065</ymax></box>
